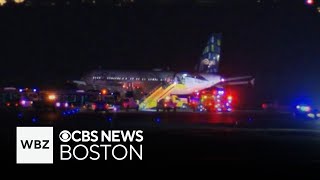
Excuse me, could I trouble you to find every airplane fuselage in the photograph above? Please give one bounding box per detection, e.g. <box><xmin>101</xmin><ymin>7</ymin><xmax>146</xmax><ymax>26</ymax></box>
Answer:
<box><xmin>79</xmin><ymin>70</ymin><xmax>223</xmax><ymax>95</ymax></box>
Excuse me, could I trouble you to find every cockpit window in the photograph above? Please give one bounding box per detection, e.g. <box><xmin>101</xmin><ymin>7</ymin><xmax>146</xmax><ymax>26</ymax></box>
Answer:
<box><xmin>192</xmin><ymin>75</ymin><xmax>207</xmax><ymax>81</ymax></box>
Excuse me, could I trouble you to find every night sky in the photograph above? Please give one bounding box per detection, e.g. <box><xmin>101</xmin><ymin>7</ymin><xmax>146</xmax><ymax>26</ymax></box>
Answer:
<box><xmin>0</xmin><ymin>1</ymin><xmax>320</xmax><ymax>105</ymax></box>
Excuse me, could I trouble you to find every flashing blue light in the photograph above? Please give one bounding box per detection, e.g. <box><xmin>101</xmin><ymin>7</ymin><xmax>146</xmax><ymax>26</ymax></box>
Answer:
<box><xmin>108</xmin><ymin>117</ymin><xmax>112</xmax><ymax>122</ymax></box>
<box><xmin>19</xmin><ymin>89</ymin><xmax>23</xmax><ymax>92</ymax></box>
<box><xmin>33</xmin><ymin>89</ymin><xmax>37</xmax><ymax>92</ymax></box>
<box><xmin>32</xmin><ymin>118</ymin><xmax>37</xmax><ymax>123</ymax></box>
<box><xmin>18</xmin><ymin>113</ymin><xmax>23</xmax><ymax>118</ymax></box>
<box><xmin>63</xmin><ymin>112</ymin><xmax>66</xmax><ymax>115</ymax></box>
<box><xmin>155</xmin><ymin>117</ymin><xmax>161</xmax><ymax>123</ymax></box>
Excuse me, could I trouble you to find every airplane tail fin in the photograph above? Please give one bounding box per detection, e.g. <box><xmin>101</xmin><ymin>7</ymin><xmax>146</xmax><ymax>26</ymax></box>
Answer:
<box><xmin>198</xmin><ymin>33</ymin><xmax>222</xmax><ymax>74</ymax></box>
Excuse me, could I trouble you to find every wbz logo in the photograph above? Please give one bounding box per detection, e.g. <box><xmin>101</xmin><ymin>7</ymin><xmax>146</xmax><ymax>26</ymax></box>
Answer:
<box><xmin>20</xmin><ymin>139</ymin><xmax>50</xmax><ymax>149</ymax></box>
<box><xmin>16</xmin><ymin>127</ymin><xmax>53</xmax><ymax>164</ymax></box>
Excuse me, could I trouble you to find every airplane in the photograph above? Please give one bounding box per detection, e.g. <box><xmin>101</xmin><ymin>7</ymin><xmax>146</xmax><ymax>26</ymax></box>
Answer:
<box><xmin>73</xmin><ymin>34</ymin><xmax>254</xmax><ymax>97</ymax></box>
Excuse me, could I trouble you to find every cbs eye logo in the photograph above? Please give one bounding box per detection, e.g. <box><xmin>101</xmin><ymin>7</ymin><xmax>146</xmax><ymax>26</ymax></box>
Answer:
<box><xmin>59</xmin><ymin>130</ymin><xmax>71</xmax><ymax>142</ymax></box>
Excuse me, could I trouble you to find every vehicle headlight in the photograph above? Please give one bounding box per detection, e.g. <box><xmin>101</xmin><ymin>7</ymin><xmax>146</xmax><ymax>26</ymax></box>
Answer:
<box><xmin>307</xmin><ymin>113</ymin><xmax>315</xmax><ymax>118</ymax></box>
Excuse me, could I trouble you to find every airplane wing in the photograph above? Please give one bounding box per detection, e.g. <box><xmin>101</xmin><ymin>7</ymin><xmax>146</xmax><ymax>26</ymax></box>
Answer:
<box><xmin>220</xmin><ymin>76</ymin><xmax>255</xmax><ymax>86</ymax></box>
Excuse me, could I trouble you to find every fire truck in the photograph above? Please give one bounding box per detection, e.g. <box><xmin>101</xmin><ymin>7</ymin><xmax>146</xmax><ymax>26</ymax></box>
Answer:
<box><xmin>188</xmin><ymin>87</ymin><xmax>233</xmax><ymax>112</ymax></box>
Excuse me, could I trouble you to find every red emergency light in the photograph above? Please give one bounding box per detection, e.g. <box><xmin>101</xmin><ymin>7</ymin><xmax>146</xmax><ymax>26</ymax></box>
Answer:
<box><xmin>306</xmin><ymin>0</ymin><xmax>314</xmax><ymax>5</ymax></box>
